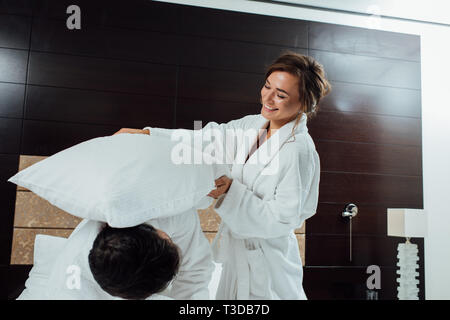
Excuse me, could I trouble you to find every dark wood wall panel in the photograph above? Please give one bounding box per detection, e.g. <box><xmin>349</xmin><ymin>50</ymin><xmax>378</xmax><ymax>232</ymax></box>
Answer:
<box><xmin>0</xmin><ymin>83</ymin><xmax>25</xmax><ymax>118</ymax></box>
<box><xmin>0</xmin><ymin>266</ymin><xmax>6</xmax><ymax>299</ymax></box>
<box><xmin>6</xmin><ymin>265</ymin><xmax>32</xmax><ymax>300</ymax></box>
<box><xmin>306</xmin><ymin>235</ymin><xmax>424</xmax><ymax>268</ymax></box>
<box><xmin>309</xmin><ymin>22</ymin><xmax>421</xmax><ymax>61</ymax></box>
<box><xmin>308</xmin><ymin>203</ymin><xmax>389</xmax><ymax>235</ymax></box>
<box><xmin>178</xmin><ymin>67</ymin><xmax>262</xmax><ymax>103</ymax></box>
<box><xmin>180</xmin><ymin>36</ymin><xmax>307</xmax><ymax>74</ymax></box>
<box><xmin>180</xmin><ymin>5</ymin><xmax>308</xmax><ymax>48</ymax></box>
<box><xmin>33</xmin><ymin>0</ymin><xmax>180</xmax><ymax>33</ymax></box>
<box><xmin>316</xmin><ymin>140</ymin><xmax>422</xmax><ymax>176</ymax></box>
<box><xmin>0</xmin><ymin>118</ymin><xmax>22</xmax><ymax>153</ymax></box>
<box><xmin>0</xmin><ymin>1</ymin><xmax>423</xmax><ymax>300</ymax></box>
<box><xmin>28</xmin><ymin>52</ymin><xmax>178</xmax><ymax>95</ymax></box>
<box><xmin>0</xmin><ymin>154</ymin><xmax>19</xmax><ymax>265</ymax></box>
<box><xmin>176</xmin><ymin>98</ymin><xmax>260</xmax><ymax>129</ymax></box>
<box><xmin>0</xmin><ymin>14</ymin><xmax>31</xmax><ymax>49</ymax></box>
<box><xmin>310</xmin><ymin>50</ymin><xmax>421</xmax><ymax>89</ymax></box>
<box><xmin>0</xmin><ymin>0</ymin><xmax>32</xmax><ymax>16</ymax></box>
<box><xmin>21</xmin><ymin>120</ymin><xmax>119</xmax><ymax>156</ymax></box>
<box><xmin>320</xmin><ymin>81</ymin><xmax>421</xmax><ymax>118</ymax></box>
<box><xmin>309</xmin><ymin>111</ymin><xmax>421</xmax><ymax>146</ymax></box>
<box><xmin>0</xmin><ymin>48</ymin><xmax>28</xmax><ymax>83</ymax></box>
<box><xmin>320</xmin><ymin>172</ymin><xmax>422</xmax><ymax>207</ymax></box>
<box><xmin>25</xmin><ymin>85</ymin><xmax>174</xmax><ymax>128</ymax></box>
<box><xmin>303</xmin><ymin>266</ymin><xmax>424</xmax><ymax>300</ymax></box>
<box><xmin>31</xmin><ymin>18</ymin><xmax>181</xmax><ymax>65</ymax></box>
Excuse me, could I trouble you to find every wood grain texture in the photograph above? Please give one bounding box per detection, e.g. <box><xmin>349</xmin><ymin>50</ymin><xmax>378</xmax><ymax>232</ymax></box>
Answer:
<box><xmin>0</xmin><ymin>83</ymin><xmax>25</xmax><ymax>118</ymax></box>
<box><xmin>320</xmin><ymin>81</ymin><xmax>421</xmax><ymax>118</ymax></box>
<box><xmin>28</xmin><ymin>52</ymin><xmax>178</xmax><ymax>96</ymax></box>
<box><xmin>310</xmin><ymin>49</ymin><xmax>421</xmax><ymax>89</ymax></box>
<box><xmin>33</xmin><ymin>0</ymin><xmax>180</xmax><ymax>33</ymax></box>
<box><xmin>180</xmin><ymin>5</ymin><xmax>308</xmax><ymax>48</ymax></box>
<box><xmin>0</xmin><ymin>14</ymin><xmax>31</xmax><ymax>49</ymax></box>
<box><xmin>31</xmin><ymin>18</ymin><xmax>180</xmax><ymax>65</ymax></box>
<box><xmin>308</xmin><ymin>203</ymin><xmax>389</xmax><ymax>235</ymax></box>
<box><xmin>316</xmin><ymin>140</ymin><xmax>422</xmax><ymax>176</ymax></box>
<box><xmin>0</xmin><ymin>0</ymin><xmax>32</xmax><ymax>16</ymax></box>
<box><xmin>319</xmin><ymin>172</ymin><xmax>423</xmax><ymax>208</ymax></box>
<box><xmin>0</xmin><ymin>154</ymin><xmax>19</xmax><ymax>265</ymax></box>
<box><xmin>309</xmin><ymin>111</ymin><xmax>421</xmax><ymax>146</ymax></box>
<box><xmin>303</xmin><ymin>266</ymin><xmax>425</xmax><ymax>300</ymax></box>
<box><xmin>7</xmin><ymin>265</ymin><xmax>33</xmax><ymax>300</ymax></box>
<box><xmin>0</xmin><ymin>48</ymin><xmax>28</xmax><ymax>83</ymax></box>
<box><xmin>178</xmin><ymin>66</ymin><xmax>263</xmax><ymax>104</ymax></box>
<box><xmin>21</xmin><ymin>119</ymin><xmax>119</xmax><ymax>156</ymax></box>
<box><xmin>309</xmin><ymin>22</ymin><xmax>420</xmax><ymax>61</ymax></box>
<box><xmin>0</xmin><ymin>1</ymin><xmax>423</xmax><ymax>299</ymax></box>
<box><xmin>306</xmin><ymin>235</ymin><xmax>424</xmax><ymax>267</ymax></box>
<box><xmin>0</xmin><ymin>117</ymin><xmax>22</xmax><ymax>154</ymax></box>
<box><xmin>180</xmin><ymin>35</ymin><xmax>307</xmax><ymax>74</ymax></box>
<box><xmin>25</xmin><ymin>85</ymin><xmax>174</xmax><ymax>128</ymax></box>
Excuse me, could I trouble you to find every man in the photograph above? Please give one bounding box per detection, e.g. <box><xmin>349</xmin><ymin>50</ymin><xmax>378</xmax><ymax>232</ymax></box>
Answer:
<box><xmin>18</xmin><ymin>208</ymin><xmax>214</xmax><ymax>300</ymax></box>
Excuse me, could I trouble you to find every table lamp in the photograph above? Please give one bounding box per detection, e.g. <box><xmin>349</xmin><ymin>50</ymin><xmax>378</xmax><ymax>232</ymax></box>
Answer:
<box><xmin>387</xmin><ymin>208</ymin><xmax>427</xmax><ymax>300</ymax></box>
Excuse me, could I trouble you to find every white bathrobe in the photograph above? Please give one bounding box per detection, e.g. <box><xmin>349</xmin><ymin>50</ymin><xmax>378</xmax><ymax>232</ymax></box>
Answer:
<box><xmin>18</xmin><ymin>210</ymin><xmax>214</xmax><ymax>300</ymax></box>
<box><xmin>147</xmin><ymin>113</ymin><xmax>320</xmax><ymax>300</ymax></box>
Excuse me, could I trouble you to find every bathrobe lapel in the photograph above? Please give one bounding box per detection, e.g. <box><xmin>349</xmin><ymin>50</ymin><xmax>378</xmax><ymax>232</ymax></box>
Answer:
<box><xmin>233</xmin><ymin>114</ymin><xmax>308</xmax><ymax>189</ymax></box>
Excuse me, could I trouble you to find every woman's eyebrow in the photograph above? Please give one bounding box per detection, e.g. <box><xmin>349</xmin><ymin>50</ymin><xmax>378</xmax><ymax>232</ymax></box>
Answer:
<box><xmin>266</xmin><ymin>80</ymin><xmax>290</xmax><ymax>95</ymax></box>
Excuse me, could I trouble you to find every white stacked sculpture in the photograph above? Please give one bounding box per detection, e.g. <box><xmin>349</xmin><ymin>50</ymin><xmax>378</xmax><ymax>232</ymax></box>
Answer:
<box><xmin>387</xmin><ymin>208</ymin><xmax>426</xmax><ymax>300</ymax></box>
<box><xmin>396</xmin><ymin>239</ymin><xmax>420</xmax><ymax>300</ymax></box>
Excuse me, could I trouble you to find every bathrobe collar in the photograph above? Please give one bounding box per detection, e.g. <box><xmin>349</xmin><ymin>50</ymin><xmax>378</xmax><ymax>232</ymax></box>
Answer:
<box><xmin>231</xmin><ymin>113</ymin><xmax>308</xmax><ymax>186</ymax></box>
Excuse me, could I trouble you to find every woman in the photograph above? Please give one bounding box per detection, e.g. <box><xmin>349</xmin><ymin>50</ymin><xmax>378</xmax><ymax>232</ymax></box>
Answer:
<box><xmin>115</xmin><ymin>51</ymin><xmax>331</xmax><ymax>299</ymax></box>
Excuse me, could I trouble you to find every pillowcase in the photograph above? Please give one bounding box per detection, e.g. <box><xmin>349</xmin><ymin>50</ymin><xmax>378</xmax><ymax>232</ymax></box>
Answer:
<box><xmin>8</xmin><ymin>134</ymin><xmax>228</xmax><ymax>227</ymax></box>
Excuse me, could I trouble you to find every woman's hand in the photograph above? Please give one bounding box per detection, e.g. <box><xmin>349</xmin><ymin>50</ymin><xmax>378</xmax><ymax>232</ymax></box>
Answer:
<box><xmin>113</xmin><ymin>128</ymin><xmax>150</xmax><ymax>135</ymax></box>
<box><xmin>208</xmin><ymin>175</ymin><xmax>233</xmax><ymax>199</ymax></box>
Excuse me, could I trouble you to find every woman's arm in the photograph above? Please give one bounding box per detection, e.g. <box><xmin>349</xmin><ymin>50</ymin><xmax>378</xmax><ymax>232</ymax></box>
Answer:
<box><xmin>214</xmin><ymin>150</ymin><xmax>320</xmax><ymax>239</ymax></box>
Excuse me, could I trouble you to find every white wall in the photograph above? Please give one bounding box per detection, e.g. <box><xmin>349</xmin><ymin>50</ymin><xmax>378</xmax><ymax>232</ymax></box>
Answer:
<box><xmin>156</xmin><ymin>0</ymin><xmax>450</xmax><ymax>299</ymax></box>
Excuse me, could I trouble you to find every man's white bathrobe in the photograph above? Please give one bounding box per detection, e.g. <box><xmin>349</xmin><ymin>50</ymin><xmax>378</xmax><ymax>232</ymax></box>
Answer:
<box><xmin>147</xmin><ymin>113</ymin><xmax>320</xmax><ymax>300</ymax></box>
<box><xmin>18</xmin><ymin>210</ymin><xmax>214</xmax><ymax>300</ymax></box>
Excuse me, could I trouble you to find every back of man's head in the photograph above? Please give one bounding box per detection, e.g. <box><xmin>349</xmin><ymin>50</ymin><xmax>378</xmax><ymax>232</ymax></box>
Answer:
<box><xmin>88</xmin><ymin>224</ymin><xmax>180</xmax><ymax>300</ymax></box>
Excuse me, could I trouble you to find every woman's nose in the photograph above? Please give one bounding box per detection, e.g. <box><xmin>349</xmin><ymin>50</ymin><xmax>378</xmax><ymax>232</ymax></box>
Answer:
<box><xmin>264</xmin><ymin>89</ymin><xmax>275</xmax><ymax>101</ymax></box>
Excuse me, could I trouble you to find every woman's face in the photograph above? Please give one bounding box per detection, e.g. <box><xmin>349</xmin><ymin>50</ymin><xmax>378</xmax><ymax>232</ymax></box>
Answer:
<box><xmin>260</xmin><ymin>71</ymin><xmax>303</xmax><ymax>128</ymax></box>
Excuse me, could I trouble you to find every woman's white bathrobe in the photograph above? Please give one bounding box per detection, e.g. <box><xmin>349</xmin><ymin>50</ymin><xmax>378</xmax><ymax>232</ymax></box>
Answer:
<box><xmin>146</xmin><ymin>113</ymin><xmax>320</xmax><ymax>300</ymax></box>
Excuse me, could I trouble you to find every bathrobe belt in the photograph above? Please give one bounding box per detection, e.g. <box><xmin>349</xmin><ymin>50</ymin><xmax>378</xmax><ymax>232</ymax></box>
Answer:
<box><xmin>212</xmin><ymin>223</ymin><xmax>251</xmax><ymax>300</ymax></box>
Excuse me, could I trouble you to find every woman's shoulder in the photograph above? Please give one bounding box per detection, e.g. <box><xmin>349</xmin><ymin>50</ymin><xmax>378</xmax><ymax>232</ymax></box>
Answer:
<box><xmin>228</xmin><ymin>114</ymin><xmax>264</xmax><ymax>129</ymax></box>
<box><xmin>284</xmin><ymin>132</ymin><xmax>317</xmax><ymax>155</ymax></box>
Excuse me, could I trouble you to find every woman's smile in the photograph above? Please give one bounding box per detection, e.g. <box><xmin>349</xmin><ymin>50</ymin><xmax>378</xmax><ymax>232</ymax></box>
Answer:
<box><xmin>263</xmin><ymin>104</ymin><xmax>278</xmax><ymax>112</ymax></box>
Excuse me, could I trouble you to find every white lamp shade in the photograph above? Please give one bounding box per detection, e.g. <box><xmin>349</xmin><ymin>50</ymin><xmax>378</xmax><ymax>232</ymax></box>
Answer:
<box><xmin>387</xmin><ymin>208</ymin><xmax>427</xmax><ymax>238</ymax></box>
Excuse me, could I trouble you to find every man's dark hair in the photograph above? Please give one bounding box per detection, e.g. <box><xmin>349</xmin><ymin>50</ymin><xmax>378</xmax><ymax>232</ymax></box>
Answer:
<box><xmin>88</xmin><ymin>224</ymin><xmax>180</xmax><ymax>300</ymax></box>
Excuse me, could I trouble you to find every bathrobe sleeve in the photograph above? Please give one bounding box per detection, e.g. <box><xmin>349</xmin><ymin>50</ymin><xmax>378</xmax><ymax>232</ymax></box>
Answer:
<box><xmin>161</xmin><ymin>211</ymin><xmax>214</xmax><ymax>300</ymax></box>
<box><xmin>143</xmin><ymin>115</ymin><xmax>261</xmax><ymax>169</ymax></box>
<box><xmin>143</xmin><ymin>115</ymin><xmax>256</xmax><ymax>139</ymax></box>
<box><xmin>214</xmin><ymin>147</ymin><xmax>320</xmax><ymax>239</ymax></box>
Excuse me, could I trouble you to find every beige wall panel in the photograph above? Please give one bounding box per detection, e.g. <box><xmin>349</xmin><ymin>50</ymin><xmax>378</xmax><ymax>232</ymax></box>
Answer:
<box><xmin>295</xmin><ymin>222</ymin><xmax>306</xmax><ymax>234</ymax></box>
<box><xmin>296</xmin><ymin>234</ymin><xmax>306</xmax><ymax>266</ymax></box>
<box><xmin>198</xmin><ymin>208</ymin><xmax>221</xmax><ymax>232</ymax></box>
<box><xmin>203</xmin><ymin>231</ymin><xmax>217</xmax><ymax>244</ymax></box>
<box><xmin>10</xmin><ymin>228</ymin><xmax>74</xmax><ymax>265</ymax></box>
<box><xmin>18</xmin><ymin>155</ymin><xmax>47</xmax><ymax>171</ymax></box>
<box><xmin>16</xmin><ymin>155</ymin><xmax>47</xmax><ymax>191</ymax></box>
<box><xmin>14</xmin><ymin>191</ymin><xmax>82</xmax><ymax>228</ymax></box>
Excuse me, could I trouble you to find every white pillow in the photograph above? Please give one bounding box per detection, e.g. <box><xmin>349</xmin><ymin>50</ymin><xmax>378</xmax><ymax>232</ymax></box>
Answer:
<box><xmin>8</xmin><ymin>134</ymin><xmax>228</xmax><ymax>227</ymax></box>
